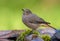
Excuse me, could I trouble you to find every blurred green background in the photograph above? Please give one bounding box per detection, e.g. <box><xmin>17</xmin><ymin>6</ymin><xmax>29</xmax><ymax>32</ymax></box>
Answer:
<box><xmin>0</xmin><ymin>0</ymin><xmax>60</xmax><ymax>30</ymax></box>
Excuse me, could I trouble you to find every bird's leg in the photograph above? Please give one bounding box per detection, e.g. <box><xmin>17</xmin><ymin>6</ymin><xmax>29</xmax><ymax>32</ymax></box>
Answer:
<box><xmin>31</xmin><ymin>29</ymin><xmax>34</xmax><ymax>34</ymax></box>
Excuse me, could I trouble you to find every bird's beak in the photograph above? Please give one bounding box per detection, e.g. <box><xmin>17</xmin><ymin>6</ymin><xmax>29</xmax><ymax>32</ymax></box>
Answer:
<box><xmin>22</xmin><ymin>9</ymin><xmax>24</xmax><ymax>11</ymax></box>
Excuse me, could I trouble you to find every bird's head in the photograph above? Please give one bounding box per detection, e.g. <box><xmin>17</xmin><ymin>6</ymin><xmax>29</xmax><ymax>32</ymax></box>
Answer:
<box><xmin>22</xmin><ymin>8</ymin><xmax>32</xmax><ymax>15</ymax></box>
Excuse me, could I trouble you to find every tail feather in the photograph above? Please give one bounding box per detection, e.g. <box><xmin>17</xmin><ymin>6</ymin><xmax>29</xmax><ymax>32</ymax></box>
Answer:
<box><xmin>47</xmin><ymin>25</ymin><xmax>56</xmax><ymax>30</ymax></box>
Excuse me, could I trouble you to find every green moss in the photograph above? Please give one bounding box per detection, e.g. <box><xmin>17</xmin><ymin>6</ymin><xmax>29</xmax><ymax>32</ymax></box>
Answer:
<box><xmin>16</xmin><ymin>30</ymin><xmax>51</xmax><ymax>41</ymax></box>
<box><xmin>16</xmin><ymin>30</ymin><xmax>39</xmax><ymax>41</ymax></box>
<box><xmin>41</xmin><ymin>34</ymin><xmax>51</xmax><ymax>41</ymax></box>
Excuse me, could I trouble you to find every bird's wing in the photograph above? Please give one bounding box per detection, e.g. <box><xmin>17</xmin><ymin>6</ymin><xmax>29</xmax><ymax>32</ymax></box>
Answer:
<box><xmin>29</xmin><ymin>14</ymin><xmax>50</xmax><ymax>24</ymax></box>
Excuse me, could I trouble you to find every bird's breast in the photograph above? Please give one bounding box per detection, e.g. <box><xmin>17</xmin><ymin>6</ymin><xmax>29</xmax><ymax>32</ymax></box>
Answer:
<box><xmin>22</xmin><ymin>15</ymin><xmax>33</xmax><ymax>21</ymax></box>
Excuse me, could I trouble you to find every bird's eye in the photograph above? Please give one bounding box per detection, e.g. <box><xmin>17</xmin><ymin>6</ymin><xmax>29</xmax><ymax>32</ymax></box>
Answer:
<box><xmin>26</xmin><ymin>11</ymin><xmax>29</xmax><ymax>13</ymax></box>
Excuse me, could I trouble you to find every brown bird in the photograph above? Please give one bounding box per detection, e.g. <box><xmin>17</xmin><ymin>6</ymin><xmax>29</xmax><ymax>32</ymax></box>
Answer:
<box><xmin>22</xmin><ymin>8</ymin><xmax>56</xmax><ymax>30</ymax></box>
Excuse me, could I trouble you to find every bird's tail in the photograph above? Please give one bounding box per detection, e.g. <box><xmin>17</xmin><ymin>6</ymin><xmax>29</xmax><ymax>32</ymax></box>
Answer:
<box><xmin>47</xmin><ymin>25</ymin><xmax>56</xmax><ymax>30</ymax></box>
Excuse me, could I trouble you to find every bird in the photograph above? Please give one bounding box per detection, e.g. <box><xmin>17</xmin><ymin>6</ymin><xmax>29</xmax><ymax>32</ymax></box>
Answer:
<box><xmin>22</xmin><ymin>8</ymin><xmax>56</xmax><ymax>30</ymax></box>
